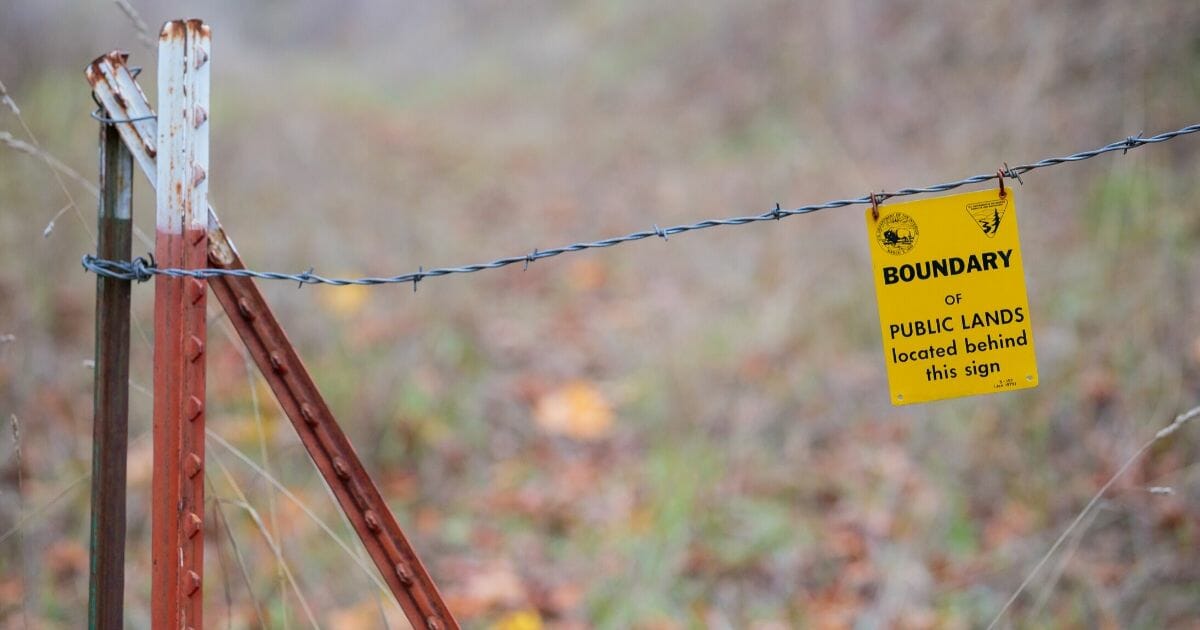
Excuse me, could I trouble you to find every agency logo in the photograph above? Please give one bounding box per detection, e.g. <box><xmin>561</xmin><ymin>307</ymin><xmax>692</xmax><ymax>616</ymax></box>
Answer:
<box><xmin>965</xmin><ymin>198</ymin><xmax>1008</xmax><ymax>238</ymax></box>
<box><xmin>876</xmin><ymin>212</ymin><xmax>919</xmax><ymax>255</ymax></box>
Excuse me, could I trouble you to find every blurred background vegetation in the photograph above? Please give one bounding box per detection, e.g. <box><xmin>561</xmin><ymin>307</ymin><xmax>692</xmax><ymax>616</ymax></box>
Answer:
<box><xmin>2</xmin><ymin>1</ymin><xmax>1200</xmax><ymax>628</ymax></box>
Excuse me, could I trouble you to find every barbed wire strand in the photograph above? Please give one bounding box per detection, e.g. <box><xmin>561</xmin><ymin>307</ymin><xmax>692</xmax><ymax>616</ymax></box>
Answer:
<box><xmin>82</xmin><ymin>123</ymin><xmax>1200</xmax><ymax>287</ymax></box>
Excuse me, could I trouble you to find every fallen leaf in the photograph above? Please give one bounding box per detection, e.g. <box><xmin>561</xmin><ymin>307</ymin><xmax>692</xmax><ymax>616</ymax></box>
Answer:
<box><xmin>316</xmin><ymin>281</ymin><xmax>369</xmax><ymax>318</ymax></box>
<box><xmin>566</xmin><ymin>258</ymin><xmax>607</xmax><ymax>291</ymax></box>
<box><xmin>533</xmin><ymin>381</ymin><xmax>614</xmax><ymax>441</ymax></box>
<box><xmin>444</xmin><ymin>560</ymin><xmax>529</xmax><ymax>618</ymax></box>
<box><xmin>0</xmin><ymin>576</ymin><xmax>24</xmax><ymax>605</ymax></box>
<box><xmin>491</xmin><ymin>609</ymin><xmax>543</xmax><ymax>630</ymax></box>
<box><xmin>44</xmin><ymin>539</ymin><xmax>87</xmax><ymax>584</ymax></box>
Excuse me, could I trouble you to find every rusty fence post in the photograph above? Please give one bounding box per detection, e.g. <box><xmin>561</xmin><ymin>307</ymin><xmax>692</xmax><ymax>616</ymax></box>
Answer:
<box><xmin>88</xmin><ymin>44</ymin><xmax>459</xmax><ymax>629</ymax></box>
<box><xmin>151</xmin><ymin>20</ymin><xmax>210</xmax><ymax>630</ymax></box>
<box><xmin>88</xmin><ymin>118</ymin><xmax>133</xmax><ymax>630</ymax></box>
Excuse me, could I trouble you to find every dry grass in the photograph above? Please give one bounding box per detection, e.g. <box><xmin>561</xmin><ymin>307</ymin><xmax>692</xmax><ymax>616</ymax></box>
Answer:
<box><xmin>2</xmin><ymin>1</ymin><xmax>1200</xmax><ymax>628</ymax></box>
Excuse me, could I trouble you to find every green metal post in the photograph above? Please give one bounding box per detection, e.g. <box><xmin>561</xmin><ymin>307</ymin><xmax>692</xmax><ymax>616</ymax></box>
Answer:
<box><xmin>88</xmin><ymin>120</ymin><xmax>133</xmax><ymax>630</ymax></box>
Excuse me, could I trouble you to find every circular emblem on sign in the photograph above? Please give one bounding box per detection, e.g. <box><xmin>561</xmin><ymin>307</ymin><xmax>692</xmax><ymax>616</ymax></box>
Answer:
<box><xmin>876</xmin><ymin>212</ymin><xmax>919</xmax><ymax>255</ymax></box>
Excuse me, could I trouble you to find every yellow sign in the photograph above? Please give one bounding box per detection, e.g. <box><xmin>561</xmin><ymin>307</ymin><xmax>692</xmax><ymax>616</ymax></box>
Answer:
<box><xmin>865</xmin><ymin>189</ymin><xmax>1038</xmax><ymax>405</ymax></box>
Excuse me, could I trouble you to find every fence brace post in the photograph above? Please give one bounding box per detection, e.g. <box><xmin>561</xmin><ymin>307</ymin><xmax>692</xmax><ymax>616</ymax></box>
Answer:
<box><xmin>151</xmin><ymin>19</ymin><xmax>210</xmax><ymax>630</ymax></box>
<box><xmin>88</xmin><ymin>116</ymin><xmax>133</xmax><ymax>630</ymax></box>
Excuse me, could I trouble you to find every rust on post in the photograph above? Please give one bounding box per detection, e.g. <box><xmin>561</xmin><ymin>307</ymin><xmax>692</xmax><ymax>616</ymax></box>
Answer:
<box><xmin>88</xmin><ymin>119</ymin><xmax>133</xmax><ymax>630</ymax></box>
<box><xmin>86</xmin><ymin>48</ymin><xmax>460</xmax><ymax>629</ymax></box>
<box><xmin>151</xmin><ymin>20</ymin><xmax>210</xmax><ymax>630</ymax></box>
<box><xmin>86</xmin><ymin>51</ymin><xmax>157</xmax><ymax>170</ymax></box>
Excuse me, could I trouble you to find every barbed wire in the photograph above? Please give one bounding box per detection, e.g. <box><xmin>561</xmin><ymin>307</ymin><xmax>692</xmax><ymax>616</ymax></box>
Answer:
<box><xmin>82</xmin><ymin>122</ymin><xmax>1200</xmax><ymax>289</ymax></box>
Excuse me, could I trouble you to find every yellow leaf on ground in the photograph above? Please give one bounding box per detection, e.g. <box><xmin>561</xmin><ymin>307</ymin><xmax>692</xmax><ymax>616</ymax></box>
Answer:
<box><xmin>317</xmin><ymin>281</ymin><xmax>369</xmax><ymax>318</ymax></box>
<box><xmin>491</xmin><ymin>610</ymin><xmax>543</xmax><ymax>630</ymax></box>
<box><xmin>533</xmin><ymin>380</ymin><xmax>614</xmax><ymax>440</ymax></box>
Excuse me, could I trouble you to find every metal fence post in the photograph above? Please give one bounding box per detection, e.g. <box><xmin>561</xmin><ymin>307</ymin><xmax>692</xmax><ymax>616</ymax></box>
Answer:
<box><xmin>152</xmin><ymin>20</ymin><xmax>210</xmax><ymax>629</ymax></box>
<box><xmin>89</xmin><ymin>46</ymin><xmax>459</xmax><ymax>629</ymax></box>
<box><xmin>88</xmin><ymin>118</ymin><xmax>133</xmax><ymax>630</ymax></box>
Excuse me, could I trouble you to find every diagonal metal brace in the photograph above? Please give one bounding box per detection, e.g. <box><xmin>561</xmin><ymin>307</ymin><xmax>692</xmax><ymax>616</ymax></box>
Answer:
<box><xmin>86</xmin><ymin>50</ymin><xmax>457</xmax><ymax>630</ymax></box>
<box><xmin>206</xmin><ymin>227</ymin><xmax>455</xmax><ymax>630</ymax></box>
